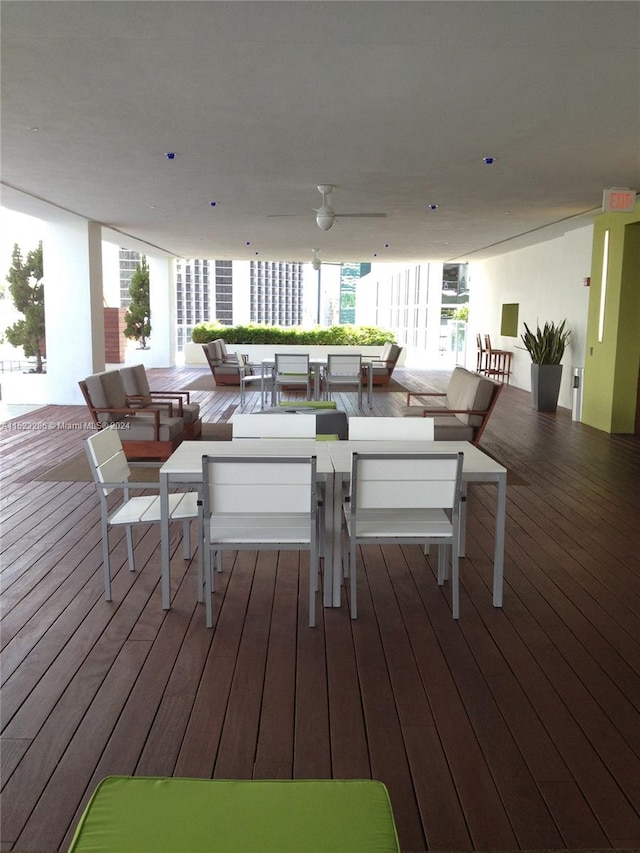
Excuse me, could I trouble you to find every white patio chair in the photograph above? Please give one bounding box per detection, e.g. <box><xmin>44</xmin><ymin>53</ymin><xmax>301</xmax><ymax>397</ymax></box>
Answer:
<box><xmin>230</xmin><ymin>412</ymin><xmax>316</xmax><ymax>438</ymax></box>
<box><xmin>237</xmin><ymin>352</ymin><xmax>273</xmax><ymax>410</ymax></box>
<box><xmin>85</xmin><ymin>427</ymin><xmax>198</xmax><ymax>601</ymax></box>
<box><xmin>342</xmin><ymin>451</ymin><xmax>463</xmax><ymax>618</ymax></box>
<box><xmin>348</xmin><ymin>416</ymin><xmax>435</xmax><ymax>440</ymax></box>
<box><xmin>323</xmin><ymin>353</ymin><xmax>364</xmax><ymax>407</ymax></box>
<box><xmin>273</xmin><ymin>353</ymin><xmax>312</xmax><ymax>404</ymax></box>
<box><xmin>200</xmin><ymin>454</ymin><xmax>320</xmax><ymax>628</ymax></box>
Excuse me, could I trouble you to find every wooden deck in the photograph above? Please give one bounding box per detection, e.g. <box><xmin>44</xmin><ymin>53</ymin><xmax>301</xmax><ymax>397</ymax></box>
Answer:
<box><xmin>1</xmin><ymin>366</ymin><xmax>639</xmax><ymax>853</ymax></box>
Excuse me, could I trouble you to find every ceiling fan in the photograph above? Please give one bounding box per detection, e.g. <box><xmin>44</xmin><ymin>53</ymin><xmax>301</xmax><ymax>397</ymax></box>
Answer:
<box><xmin>270</xmin><ymin>185</ymin><xmax>387</xmax><ymax>232</ymax></box>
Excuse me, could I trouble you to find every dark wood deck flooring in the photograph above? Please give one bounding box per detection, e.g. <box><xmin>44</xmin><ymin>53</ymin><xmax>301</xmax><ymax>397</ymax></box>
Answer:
<box><xmin>1</xmin><ymin>366</ymin><xmax>639</xmax><ymax>852</ymax></box>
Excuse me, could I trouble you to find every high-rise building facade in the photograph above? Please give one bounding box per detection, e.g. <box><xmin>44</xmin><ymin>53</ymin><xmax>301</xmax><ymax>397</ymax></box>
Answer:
<box><xmin>248</xmin><ymin>261</ymin><xmax>304</xmax><ymax>326</ymax></box>
<box><xmin>173</xmin><ymin>258</ymin><xmax>305</xmax><ymax>351</ymax></box>
<box><xmin>118</xmin><ymin>249</ymin><xmax>140</xmax><ymax>307</ymax></box>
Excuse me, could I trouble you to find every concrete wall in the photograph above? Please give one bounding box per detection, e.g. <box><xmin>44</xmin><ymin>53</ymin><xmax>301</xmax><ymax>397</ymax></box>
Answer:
<box><xmin>468</xmin><ymin>226</ymin><xmax>593</xmax><ymax>411</ymax></box>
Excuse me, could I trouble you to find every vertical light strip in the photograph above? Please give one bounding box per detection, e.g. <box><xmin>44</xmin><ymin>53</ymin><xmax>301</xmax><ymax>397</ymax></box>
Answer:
<box><xmin>598</xmin><ymin>229</ymin><xmax>610</xmax><ymax>343</ymax></box>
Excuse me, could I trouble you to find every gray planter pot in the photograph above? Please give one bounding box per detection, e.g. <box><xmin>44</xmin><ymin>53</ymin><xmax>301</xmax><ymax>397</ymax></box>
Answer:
<box><xmin>531</xmin><ymin>363</ymin><xmax>563</xmax><ymax>412</ymax></box>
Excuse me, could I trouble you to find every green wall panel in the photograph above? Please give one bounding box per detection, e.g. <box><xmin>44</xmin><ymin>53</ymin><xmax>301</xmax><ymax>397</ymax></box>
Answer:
<box><xmin>582</xmin><ymin>204</ymin><xmax>640</xmax><ymax>433</ymax></box>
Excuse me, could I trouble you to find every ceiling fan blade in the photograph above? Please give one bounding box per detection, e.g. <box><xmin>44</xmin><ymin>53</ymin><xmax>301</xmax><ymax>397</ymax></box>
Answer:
<box><xmin>335</xmin><ymin>213</ymin><xmax>387</xmax><ymax>219</ymax></box>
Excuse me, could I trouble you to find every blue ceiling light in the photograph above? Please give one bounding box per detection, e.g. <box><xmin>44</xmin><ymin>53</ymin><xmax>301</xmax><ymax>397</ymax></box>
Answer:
<box><xmin>483</xmin><ymin>156</ymin><xmax>496</xmax><ymax>165</ymax></box>
<box><xmin>209</xmin><ymin>201</ymin><xmax>217</xmax><ymax>207</ymax></box>
<box><xmin>165</xmin><ymin>152</ymin><xmax>176</xmax><ymax>160</ymax></box>
<box><xmin>428</xmin><ymin>203</ymin><xmax>439</xmax><ymax>210</ymax></box>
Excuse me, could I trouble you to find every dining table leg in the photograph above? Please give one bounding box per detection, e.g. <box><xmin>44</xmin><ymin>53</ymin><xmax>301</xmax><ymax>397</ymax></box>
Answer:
<box><xmin>322</xmin><ymin>470</ymin><xmax>336</xmax><ymax>607</ymax></box>
<box><xmin>160</xmin><ymin>471</ymin><xmax>171</xmax><ymax>610</ymax></box>
<box><xmin>332</xmin><ymin>471</ymin><xmax>346</xmax><ymax>606</ymax></box>
<box><xmin>493</xmin><ymin>471</ymin><xmax>507</xmax><ymax>607</ymax></box>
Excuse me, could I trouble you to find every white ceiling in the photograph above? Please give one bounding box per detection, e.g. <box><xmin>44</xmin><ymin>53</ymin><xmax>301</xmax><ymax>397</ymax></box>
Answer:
<box><xmin>2</xmin><ymin>1</ymin><xmax>639</xmax><ymax>265</ymax></box>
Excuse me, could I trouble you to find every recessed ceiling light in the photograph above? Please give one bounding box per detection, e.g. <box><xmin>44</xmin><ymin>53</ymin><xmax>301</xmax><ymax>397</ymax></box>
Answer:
<box><xmin>428</xmin><ymin>204</ymin><xmax>439</xmax><ymax>210</ymax></box>
<box><xmin>28</xmin><ymin>126</ymin><xmax>40</xmax><ymax>132</ymax></box>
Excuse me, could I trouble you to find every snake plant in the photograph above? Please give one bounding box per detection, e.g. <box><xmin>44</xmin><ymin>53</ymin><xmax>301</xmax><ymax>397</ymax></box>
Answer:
<box><xmin>521</xmin><ymin>320</ymin><xmax>571</xmax><ymax>364</ymax></box>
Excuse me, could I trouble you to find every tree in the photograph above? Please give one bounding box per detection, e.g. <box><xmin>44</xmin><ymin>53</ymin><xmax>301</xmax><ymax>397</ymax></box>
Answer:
<box><xmin>4</xmin><ymin>242</ymin><xmax>46</xmax><ymax>373</ymax></box>
<box><xmin>123</xmin><ymin>256</ymin><xmax>151</xmax><ymax>349</ymax></box>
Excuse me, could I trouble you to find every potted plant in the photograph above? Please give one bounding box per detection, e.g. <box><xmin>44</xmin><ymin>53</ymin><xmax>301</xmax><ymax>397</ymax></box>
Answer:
<box><xmin>521</xmin><ymin>320</ymin><xmax>571</xmax><ymax>411</ymax></box>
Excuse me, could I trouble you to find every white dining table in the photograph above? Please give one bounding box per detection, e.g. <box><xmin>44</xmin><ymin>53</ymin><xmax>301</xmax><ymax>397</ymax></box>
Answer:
<box><xmin>326</xmin><ymin>440</ymin><xmax>508</xmax><ymax>610</ymax></box>
<box><xmin>159</xmin><ymin>438</ymin><xmax>507</xmax><ymax>617</ymax></box>
<box><xmin>158</xmin><ymin>439</ymin><xmax>337</xmax><ymax>611</ymax></box>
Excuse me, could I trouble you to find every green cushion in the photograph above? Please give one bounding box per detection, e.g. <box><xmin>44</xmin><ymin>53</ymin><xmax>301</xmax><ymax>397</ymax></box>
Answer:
<box><xmin>278</xmin><ymin>400</ymin><xmax>337</xmax><ymax>409</ymax></box>
<box><xmin>68</xmin><ymin>777</ymin><xmax>401</xmax><ymax>852</ymax></box>
<box><xmin>316</xmin><ymin>433</ymin><xmax>340</xmax><ymax>441</ymax></box>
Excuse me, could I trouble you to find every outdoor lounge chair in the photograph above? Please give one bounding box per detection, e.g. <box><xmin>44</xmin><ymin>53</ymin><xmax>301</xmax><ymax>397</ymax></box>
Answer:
<box><xmin>366</xmin><ymin>342</ymin><xmax>402</xmax><ymax>386</ymax></box>
<box><xmin>79</xmin><ymin>370</ymin><xmax>185</xmax><ymax>461</ymax></box>
<box><xmin>202</xmin><ymin>339</ymin><xmax>243</xmax><ymax>385</ymax></box>
<box><xmin>403</xmin><ymin>366</ymin><xmax>502</xmax><ymax>446</ymax></box>
<box><xmin>120</xmin><ymin>364</ymin><xmax>202</xmax><ymax>439</ymax></box>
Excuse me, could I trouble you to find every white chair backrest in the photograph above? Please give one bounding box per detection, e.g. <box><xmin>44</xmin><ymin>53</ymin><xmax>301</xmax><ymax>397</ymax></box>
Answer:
<box><xmin>231</xmin><ymin>413</ymin><xmax>316</xmax><ymax>438</ymax></box>
<box><xmin>348</xmin><ymin>417</ymin><xmax>435</xmax><ymax>441</ymax></box>
<box><xmin>327</xmin><ymin>353</ymin><xmax>362</xmax><ymax>377</ymax></box>
<box><xmin>85</xmin><ymin>428</ymin><xmax>131</xmax><ymax>493</ymax></box>
<box><xmin>351</xmin><ymin>452</ymin><xmax>462</xmax><ymax>511</ymax></box>
<box><xmin>235</xmin><ymin>351</ymin><xmax>250</xmax><ymax>376</ymax></box>
<box><xmin>274</xmin><ymin>353</ymin><xmax>310</xmax><ymax>376</ymax></box>
<box><xmin>203</xmin><ymin>455</ymin><xmax>316</xmax><ymax>514</ymax></box>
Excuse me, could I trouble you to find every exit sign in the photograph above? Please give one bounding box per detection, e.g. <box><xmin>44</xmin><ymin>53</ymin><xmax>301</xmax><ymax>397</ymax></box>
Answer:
<box><xmin>602</xmin><ymin>187</ymin><xmax>636</xmax><ymax>212</ymax></box>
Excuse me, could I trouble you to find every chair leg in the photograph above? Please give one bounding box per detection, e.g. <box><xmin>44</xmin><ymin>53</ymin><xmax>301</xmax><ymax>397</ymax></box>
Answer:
<box><xmin>451</xmin><ymin>545</ymin><xmax>460</xmax><ymax>619</ymax></box>
<box><xmin>102</xmin><ymin>516</ymin><xmax>112</xmax><ymax>601</ymax></box>
<box><xmin>204</xmin><ymin>544</ymin><xmax>213</xmax><ymax>628</ymax></box>
<box><xmin>125</xmin><ymin>525</ymin><xmax>135</xmax><ymax>572</ymax></box>
<box><xmin>182</xmin><ymin>520</ymin><xmax>192</xmax><ymax>560</ymax></box>
<box><xmin>350</xmin><ymin>537</ymin><xmax>357</xmax><ymax>619</ymax></box>
<box><xmin>309</xmin><ymin>544</ymin><xmax>318</xmax><ymax>628</ymax></box>
<box><xmin>437</xmin><ymin>543</ymin><xmax>448</xmax><ymax>584</ymax></box>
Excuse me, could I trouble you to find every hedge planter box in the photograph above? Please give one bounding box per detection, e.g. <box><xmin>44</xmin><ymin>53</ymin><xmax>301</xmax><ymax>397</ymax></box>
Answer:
<box><xmin>184</xmin><ymin>343</ymin><xmax>394</xmax><ymax>366</ymax></box>
<box><xmin>531</xmin><ymin>363</ymin><xmax>563</xmax><ymax>412</ymax></box>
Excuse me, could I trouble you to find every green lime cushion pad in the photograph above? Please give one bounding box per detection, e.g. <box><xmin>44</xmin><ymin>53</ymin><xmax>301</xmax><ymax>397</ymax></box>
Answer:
<box><xmin>278</xmin><ymin>400</ymin><xmax>337</xmax><ymax>409</ymax></box>
<box><xmin>68</xmin><ymin>777</ymin><xmax>401</xmax><ymax>853</ymax></box>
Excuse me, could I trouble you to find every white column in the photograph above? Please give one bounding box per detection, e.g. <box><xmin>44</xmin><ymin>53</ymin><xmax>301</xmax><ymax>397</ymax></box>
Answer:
<box><xmin>43</xmin><ymin>219</ymin><xmax>104</xmax><ymax>404</ymax></box>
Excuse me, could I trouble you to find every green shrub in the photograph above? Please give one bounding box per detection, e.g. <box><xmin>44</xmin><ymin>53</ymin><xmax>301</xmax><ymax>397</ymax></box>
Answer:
<box><xmin>191</xmin><ymin>323</ymin><xmax>395</xmax><ymax>346</ymax></box>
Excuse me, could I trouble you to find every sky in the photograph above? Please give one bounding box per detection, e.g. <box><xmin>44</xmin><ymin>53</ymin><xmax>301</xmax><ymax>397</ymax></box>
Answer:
<box><xmin>0</xmin><ymin>207</ymin><xmax>45</xmax><ymax>278</ymax></box>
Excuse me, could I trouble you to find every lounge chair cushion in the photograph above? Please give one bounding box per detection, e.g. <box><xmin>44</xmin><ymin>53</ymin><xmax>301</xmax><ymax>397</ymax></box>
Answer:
<box><xmin>120</xmin><ymin>365</ymin><xmax>201</xmax><ymax>424</ymax></box>
<box><xmin>85</xmin><ymin>371</ymin><xmax>129</xmax><ymax>424</ymax></box>
<box><xmin>67</xmin><ymin>776</ymin><xmax>401</xmax><ymax>852</ymax></box>
<box><xmin>445</xmin><ymin>367</ymin><xmax>496</xmax><ymax>427</ymax></box>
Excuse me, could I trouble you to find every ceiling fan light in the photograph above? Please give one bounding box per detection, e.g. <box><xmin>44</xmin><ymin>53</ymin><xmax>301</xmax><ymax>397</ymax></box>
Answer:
<box><xmin>316</xmin><ymin>210</ymin><xmax>335</xmax><ymax>231</ymax></box>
